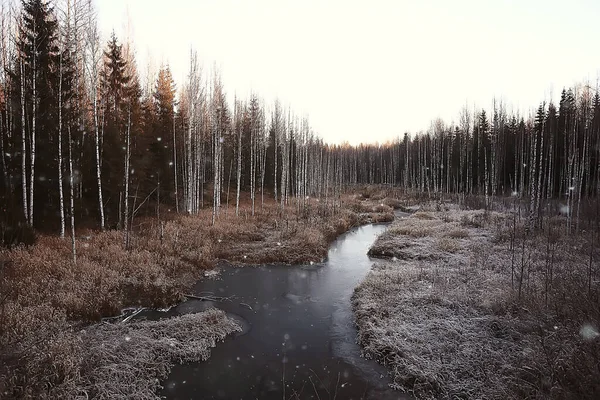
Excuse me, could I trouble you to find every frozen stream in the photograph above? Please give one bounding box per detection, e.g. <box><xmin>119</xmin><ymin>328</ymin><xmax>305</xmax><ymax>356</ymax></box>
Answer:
<box><xmin>142</xmin><ymin>220</ymin><xmax>410</xmax><ymax>399</ymax></box>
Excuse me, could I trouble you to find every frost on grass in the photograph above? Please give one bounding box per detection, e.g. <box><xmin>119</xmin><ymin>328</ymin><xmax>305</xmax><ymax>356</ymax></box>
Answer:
<box><xmin>1</xmin><ymin>309</ymin><xmax>240</xmax><ymax>399</ymax></box>
<box><xmin>353</xmin><ymin>262</ymin><xmax>525</xmax><ymax>399</ymax></box>
<box><xmin>354</xmin><ymin>207</ymin><xmax>600</xmax><ymax>399</ymax></box>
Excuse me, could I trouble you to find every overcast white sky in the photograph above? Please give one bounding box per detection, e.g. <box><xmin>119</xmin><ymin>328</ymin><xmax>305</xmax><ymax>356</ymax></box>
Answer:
<box><xmin>96</xmin><ymin>0</ymin><xmax>600</xmax><ymax>145</ymax></box>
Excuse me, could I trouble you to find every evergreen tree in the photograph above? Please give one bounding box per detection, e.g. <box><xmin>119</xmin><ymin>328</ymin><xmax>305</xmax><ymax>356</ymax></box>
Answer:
<box><xmin>15</xmin><ymin>0</ymin><xmax>60</xmax><ymax>228</ymax></box>
<box><xmin>150</xmin><ymin>65</ymin><xmax>176</xmax><ymax>201</ymax></box>
<box><xmin>98</xmin><ymin>32</ymin><xmax>130</xmax><ymax>226</ymax></box>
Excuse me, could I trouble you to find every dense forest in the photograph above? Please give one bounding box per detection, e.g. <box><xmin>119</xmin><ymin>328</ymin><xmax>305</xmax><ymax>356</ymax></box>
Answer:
<box><xmin>1</xmin><ymin>0</ymin><xmax>599</xmax><ymax>246</ymax></box>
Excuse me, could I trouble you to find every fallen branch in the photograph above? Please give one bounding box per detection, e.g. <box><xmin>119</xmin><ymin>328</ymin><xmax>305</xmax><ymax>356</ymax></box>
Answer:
<box><xmin>184</xmin><ymin>294</ymin><xmax>234</xmax><ymax>302</ymax></box>
<box><xmin>121</xmin><ymin>307</ymin><xmax>146</xmax><ymax>324</ymax></box>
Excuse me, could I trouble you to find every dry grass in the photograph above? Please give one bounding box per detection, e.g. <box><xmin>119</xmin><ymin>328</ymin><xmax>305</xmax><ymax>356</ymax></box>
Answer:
<box><xmin>382</xmin><ymin>197</ymin><xmax>404</xmax><ymax>210</ymax></box>
<box><xmin>1</xmin><ymin>309</ymin><xmax>240</xmax><ymax>399</ymax></box>
<box><xmin>354</xmin><ymin>206</ymin><xmax>600</xmax><ymax>399</ymax></box>
<box><xmin>446</xmin><ymin>228</ymin><xmax>469</xmax><ymax>239</ymax></box>
<box><xmin>437</xmin><ymin>237</ymin><xmax>461</xmax><ymax>253</ymax></box>
<box><xmin>413</xmin><ymin>211</ymin><xmax>436</xmax><ymax>220</ymax></box>
<box><xmin>353</xmin><ymin>265</ymin><xmax>526</xmax><ymax>399</ymax></box>
<box><xmin>0</xmin><ymin>191</ymin><xmax>398</xmax><ymax>399</ymax></box>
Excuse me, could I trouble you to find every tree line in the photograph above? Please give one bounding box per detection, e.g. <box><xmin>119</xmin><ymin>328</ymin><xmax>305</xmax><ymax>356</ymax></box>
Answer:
<box><xmin>1</xmin><ymin>0</ymin><xmax>599</xmax><ymax>247</ymax></box>
<box><xmin>354</xmin><ymin>90</ymin><xmax>600</xmax><ymax>231</ymax></box>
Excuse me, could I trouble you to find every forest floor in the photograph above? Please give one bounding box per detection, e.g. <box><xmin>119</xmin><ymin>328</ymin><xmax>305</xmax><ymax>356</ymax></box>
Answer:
<box><xmin>0</xmin><ymin>187</ymin><xmax>400</xmax><ymax>399</ymax></box>
<box><xmin>353</xmin><ymin>202</ymin><xmax>600</xmax><ymax>399</ymax></box>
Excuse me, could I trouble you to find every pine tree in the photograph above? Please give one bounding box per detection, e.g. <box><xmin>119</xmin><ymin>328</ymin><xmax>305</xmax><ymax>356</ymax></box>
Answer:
<box><xmin>151</xmin><ymin>65</ymin><xmax>176</xmax><ymax>203</ymax></box>
<box><xmin>16</xmin><ymin>0</ymin><xmax>60</xmax><ymax>227</ymax></box>
<box><xmin>99</xmin><ymin>32</ymin><xmax>130</xmax><ymax>226</ymax></box>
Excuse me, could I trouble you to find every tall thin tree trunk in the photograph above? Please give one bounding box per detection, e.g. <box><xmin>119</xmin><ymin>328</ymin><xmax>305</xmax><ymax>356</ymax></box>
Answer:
<box><xmin>20</xmin><ymin>57</ymin><xmax>28</xmax><ymax>222</ymax></box>
<box><xmin>0</xmin><ymin>110</ymin><xmax>5</xmax><ymax>189</ymax></box>
<box><xmin>173</xmin><ymin>113</ymin><xmax>179</xmax><ymax>213</ymax></box>
<box><xmin>123</xmin><ymin>107</ymin><xmax>131</xmax><ymax>248</ymax></box>
<box><xmin>250</xmin><ymin>113</ymin><xmax>256</xmax><ymax>216</ymax></box>
<box><xmin>68</xmin><ymin>124</ymin><xmax>76</xmax><ymax>263</ymax></box>
<box><xmin>536</xmin><ymin>113</ymin><xmax>545</xmax><ymax>227</ymax></box>
<box><xmin>29</xmin><ymin>30</ymin><xmax>37</xmax><ymax>226</ymax></box>
<box><xmin>58</xmin><ymin>43</ymin><xmax>65</xmax><ymax>238</ymax></box>
<box><xmin>235</xmin><ymin>106</ymin><xmax>242</xmax><ymax>216</ymax></box>
<box><xmin>260</xmin><ymin>138</ymin><xmax>266</xmax><ymax>209</ymax></box>
<box><xmin>274</xmin><ymin>119</ymin><xmax>278</xmax><ymax>203</ymax></box>
<box><xmin>226</xmin><ymin>158</ymin><xmax>232</xmax><ymax>213</ymax></box>
<box><xmin>94</xmin><ymin>88</ymin><xmax>104</xmax><ymax>229</ymax></box>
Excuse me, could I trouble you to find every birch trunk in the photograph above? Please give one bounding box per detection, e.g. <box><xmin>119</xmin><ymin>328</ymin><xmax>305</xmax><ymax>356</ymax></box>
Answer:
<box><xmin>123</xmin><ymin>107</ymin><xmax>131</xmax><ymax>248</ymax></box>
<box><xmin>68</xmin><ymin>124</ymin><xmax>76</xmax><ymax>263</ymax></box>
<box><xmin>536</xmin><ymin>115</ymin><xmax>545</xmax><ymax>227</ymax></box>
<box><xmin>173</xmin><ymin>113</ymin><xmax>178</xmax><ymax>213</ymax></box>
<box><xmin>29</xmin><ymin>27</ymin><xmax>37</xmax><ymax>226</ymax></box>
<box><xmin>235</xmin><ymin>109</ymin><xmax>242</xmax><ymax>216</ymax></box>
<box><xmin>20</xmin><ymin>57</ymin><xmax>28</xmax><ymax>222</ymax></box>
<box><xmin>250</xmin><ymin>102</ymin><xmax>256</xmax><ymax>216</ymax></box>
<box><xmin>93</xmin><ymin>87</ymin><xmax>104</xmax><ymax>229</ymax></box>
<box><xmin>57</xmin><ymin>39</ymin><xmax>65</xmax><ymax>238</ymax></box>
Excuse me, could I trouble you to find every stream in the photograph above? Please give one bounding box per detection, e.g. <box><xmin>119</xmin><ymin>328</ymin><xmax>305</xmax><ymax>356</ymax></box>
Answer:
<box><xmin>140</xmin><ymin>220</ymin><xmax>409</xmax><ymax>399</ymax></box>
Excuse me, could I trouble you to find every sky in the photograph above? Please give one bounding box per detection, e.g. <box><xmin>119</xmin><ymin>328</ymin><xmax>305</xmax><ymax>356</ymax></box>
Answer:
<box><xmin>96</xmin><ymin>0</ymin><xmax>600</xmax><ymax>145</ymax></box>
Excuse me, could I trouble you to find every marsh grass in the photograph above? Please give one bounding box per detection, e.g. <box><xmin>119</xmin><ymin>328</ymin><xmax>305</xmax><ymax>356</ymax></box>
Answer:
<box><xmin>0</xmin><ymin>193</ymin><xmax>397</xmax><ymax>398</ymax></box>
<box><xmin>355</xmin><ymin>206</ymin><xmax>600</xmax><ymax>399</ymax></box>
<box><xmin>1</xmin><ymin>309</ymin><xmax>240</xmax><ymax>399</ymax></box>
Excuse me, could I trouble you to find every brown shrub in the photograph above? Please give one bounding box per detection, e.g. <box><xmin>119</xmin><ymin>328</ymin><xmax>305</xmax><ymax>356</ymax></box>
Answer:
<box><xmin>446</xmin><ymin>228</ymin><xmax>469</xmax><ymax>239</ymax></box>
<box><xmin>414</xmin><ymin>211</ymin><xmax>436</xmax><ymax>220</ymax></box>
<box><xmin>390</xmin><ymin>225</ymin><xmax>433</xmax><ymax>237</ymax></box>
<box><xmin>373</xmin><ymin>204</ymin><xmax>393</xmax><ymax>213</ymax></box>
<box><xmin>437</xmin><ymin>238</ymin><xmax>461</xmax><ymax>253</ymax></box>
<box><xmin>383</xmin><ymin>198</ymin><xmax>403</xmax><ymax>210</ymax></box>
<box><xmin>460</xmin><ymin>211</ymin><xmax>487</xmax><ymax>228</ymax></box>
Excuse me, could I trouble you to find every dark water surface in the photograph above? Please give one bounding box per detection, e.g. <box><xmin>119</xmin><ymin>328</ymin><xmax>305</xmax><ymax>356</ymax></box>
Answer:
<box><xmin>144</xmin><ymin>222</ymin><xmax>410</xmax><ymax>400</ymax></box>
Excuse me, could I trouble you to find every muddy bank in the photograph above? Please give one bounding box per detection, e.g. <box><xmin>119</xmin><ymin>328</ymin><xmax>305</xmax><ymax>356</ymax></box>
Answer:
<box><xmin>353</xmin><ymin>206</ymin><xmax>600</xmax><ymax>399</ymax></box>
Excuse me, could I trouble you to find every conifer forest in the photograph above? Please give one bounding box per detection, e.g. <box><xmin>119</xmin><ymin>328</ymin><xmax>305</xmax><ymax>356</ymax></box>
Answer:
<box><xmin>0</xmin><ymin>1</ymin><xmax>599</xmax><ymax>399</ymax></box>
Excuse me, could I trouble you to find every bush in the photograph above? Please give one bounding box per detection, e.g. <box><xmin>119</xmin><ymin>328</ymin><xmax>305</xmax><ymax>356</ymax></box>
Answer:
<box><xmin>460</xmin><ymin>212</ymin><xmax>487</xmax><ymax>228</ymax></box>
<box><xmin>383</xmin><ymin>198</ymin><xmax>403</xmax><ymax>210</ymax></box>
<box><xmin>0</xmin><ymin>197</ymin><xmax>36</xmax><ymax>248</ymax></box>
<box><xmin>446</xmin><ymin>228</ymin><xmax>469</xmax><ymax>239</ymax></box>
<box><xmin>414</xmin><ymin>211</ymin><xmax>436</xmax><ymax>220</ymax></box>
<box><xmin>437</xmin><ymin>237</ymin><xmax>461</xmax><ymax>253</ymax></box>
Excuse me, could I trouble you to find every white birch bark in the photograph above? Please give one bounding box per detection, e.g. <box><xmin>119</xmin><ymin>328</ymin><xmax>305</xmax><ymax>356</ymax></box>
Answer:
<box><xmin>235</xmin><ymin>101</ymin><xmax>242</xmax><ymax>216</ymax></box>
<box><xmin>29</xmin><ymin>21</ymin><xmax>36</xmax><ymax>226</ymax></box>
<box><xmin>68</xmin><ymin>124</ymin><xmax>76</xmax><ymax>263</ymax></box>
<box><xmin>57</xmin><ymin>30</ymin><xmax>65</xmax><ymax>237</ymax></box>
<box><xmin>123</xmin><ymin>107</ymin><xmax>131</xmax><ymax>248</ymax></box>
<box><xmin>173</xmin><ymin>113</ymin><xmax>178</xmax><ymax>213</ymax></box>
<box><xmin>20</xmin><ymin>57</ymin><xmax>28</xmax><ymax>222</ymax></box>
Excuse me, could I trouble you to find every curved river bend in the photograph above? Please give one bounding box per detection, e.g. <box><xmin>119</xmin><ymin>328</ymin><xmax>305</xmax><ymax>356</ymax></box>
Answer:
<box><xmin>143</xmin><ymin>222</ymin><xmax>409</xmax><ymax>400</ymax></box>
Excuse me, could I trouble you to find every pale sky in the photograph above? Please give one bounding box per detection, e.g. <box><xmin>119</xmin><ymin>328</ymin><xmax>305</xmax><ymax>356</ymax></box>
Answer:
<box><xmin>96</xmin><ymin>0</ymin><xmax>600</xmax><ymax>145</ymax></box>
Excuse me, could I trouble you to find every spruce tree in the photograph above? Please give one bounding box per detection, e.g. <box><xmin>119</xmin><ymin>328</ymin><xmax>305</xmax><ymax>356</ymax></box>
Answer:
<box><xmin>151</xmin><ymin>65</ymin><xmax>176</xmax><ymax>201</ymax></box>
<box><xmin>99</xmin><ymin>32</ymin><xmax>130</xmax><ymax>226</ymax></box>
<box><xmin>16</xmin><ymin>0</ymin><xmax>59</xmax><ymax>228</ymax></box>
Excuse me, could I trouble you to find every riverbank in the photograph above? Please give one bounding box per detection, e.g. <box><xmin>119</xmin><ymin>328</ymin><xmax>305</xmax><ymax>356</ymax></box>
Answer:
<box><xmin>353</xmin><ymin>203</ymin><xmax>600</xmax><ymax>399</ymax></box>
<box><xmin>0</xmin><ymin>188</ymin><xmax>399</xmax><ymax>398</ymax></box>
